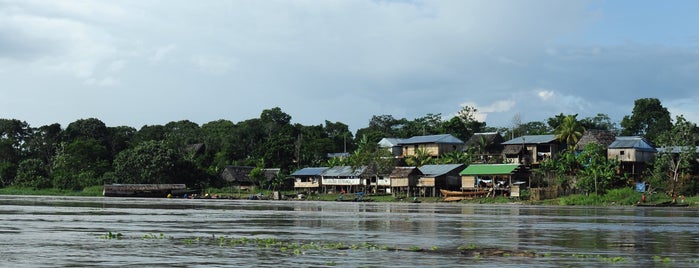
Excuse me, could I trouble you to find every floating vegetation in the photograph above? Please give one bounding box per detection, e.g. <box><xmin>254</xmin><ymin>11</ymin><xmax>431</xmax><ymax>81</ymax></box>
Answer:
<box><xmin>97</xmin><ymin>232</ymin><xmax>673</xmax><ymax>264</ymax></box>
<box><xmin>653</xmin><ymin>255</ymin><xmax>673</xmax><ymax>263</ymax></box>
<box><xmin>460</xmin><ymin>247</ymin><xmax>537</xmax><ymax>258</ymax></box>
<box><xmin>101</xmin><ymin>231</ymin><xmax>122</xmax><ymax>240</ymax></box>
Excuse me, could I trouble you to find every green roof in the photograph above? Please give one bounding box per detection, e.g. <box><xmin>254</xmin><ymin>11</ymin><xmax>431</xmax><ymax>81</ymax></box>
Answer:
<box><xmin>459</xmin><ymin>164</ymin><xmax>520</xmax><ymax>176</ymax></box>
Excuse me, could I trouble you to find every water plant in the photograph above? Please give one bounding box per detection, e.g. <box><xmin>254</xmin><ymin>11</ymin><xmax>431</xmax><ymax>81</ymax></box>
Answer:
<box><xmin>102</xmin><ymin>231</ymin><xmax>122</xmax><ymax>240</ymax></box>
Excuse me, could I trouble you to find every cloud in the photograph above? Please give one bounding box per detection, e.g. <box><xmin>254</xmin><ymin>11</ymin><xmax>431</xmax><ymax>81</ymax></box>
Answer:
<box><xmin>537</xmin><ymin>90</ymin><xmax>555</xmax><ymax>101</ymax></box>
<box><xmin>2</xmin><ymin>1</ymin><xmax>699</xmax><ymax>133</ymax></box>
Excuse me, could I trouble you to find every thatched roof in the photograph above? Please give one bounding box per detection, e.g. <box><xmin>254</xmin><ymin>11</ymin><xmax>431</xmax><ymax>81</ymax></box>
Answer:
<box><xmin>576</xmin><ymin>130</ymin><xmax>616</xmax><ymax>151</ymax></box>
<box><xmin>220</xmin><ymin>166</ymin><xmax>254</xmax><ymax>183</ymax></box>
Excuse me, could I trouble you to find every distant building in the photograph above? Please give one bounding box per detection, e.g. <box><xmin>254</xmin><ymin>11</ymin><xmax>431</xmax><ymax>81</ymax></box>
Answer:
<box><xmin>607</xmin><ymin>136</ymin><xmax>656</xmax><ymax>177</ymax></box>
<box><xmin>501</xmin><ymin>135</ymin><xmax>561</xmax><ymax>166</ymax></box>
<box><xmin>399</xmin><ymin>134</ymin><xmax>465</xmax><ymax>158</ymax></box>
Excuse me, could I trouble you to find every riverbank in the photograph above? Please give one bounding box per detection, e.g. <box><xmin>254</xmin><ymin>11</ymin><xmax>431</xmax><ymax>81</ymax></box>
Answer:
<box><xmin>0</xmin><ymin>186</ymin><xmax>695</xmax><ymax>207</ymax></box>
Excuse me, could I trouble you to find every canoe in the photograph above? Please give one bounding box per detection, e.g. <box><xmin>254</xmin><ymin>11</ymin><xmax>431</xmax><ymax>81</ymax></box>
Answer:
<box><xmin>440</xmin><ymin>189</ymin><xmax>489</xmax><ymax>198</ymax></box>
<box><xmin>635</xmin><ymin>201</ymin><xmax>689</xmax><ymax>207</ymax></box>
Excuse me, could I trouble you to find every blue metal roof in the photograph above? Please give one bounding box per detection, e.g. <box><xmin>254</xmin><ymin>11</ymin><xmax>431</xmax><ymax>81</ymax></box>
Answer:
<box><xmin>608</xmin><ymin>136</ymin><xmax>657</xmax><ymax>152</ymax></box>
<box><xmin>502</xmin><ymin>135</ymin><xmax>557</xmax><ymax>145</ymax></box>
<box><xmin>321</xmin><ymin>166</ymin><xmax>366</xmax><ymax>177</ymax></box>
<box><xmin>399</xmin><ymin>134</ymin><xmax>464</xmax><ymax>145</ymax></box>
<box><xmin>656</xmin><ymin>146</ymin><xmax>699</xmax><ymax>154</ymax></box>
<box><xmin>378</xmin><ymin>138</ymin><xmax>404</xmax><ymax>147</ymax></box>
<box><xmin>418</xmin><ymin>164</ymin><xmax>465</xmax><ymax>177</ymax></box>
<box><xmin>290</xmin><ymin>167</ymin><xmax>328</xmax><ymax>176</ymax></box>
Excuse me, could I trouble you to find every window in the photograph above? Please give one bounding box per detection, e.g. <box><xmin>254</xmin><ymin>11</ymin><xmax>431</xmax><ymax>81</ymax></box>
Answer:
<box><xmin>620</xmin><ymin>150</ymin><xmax>625</xmax><ymax>155</ymax></box>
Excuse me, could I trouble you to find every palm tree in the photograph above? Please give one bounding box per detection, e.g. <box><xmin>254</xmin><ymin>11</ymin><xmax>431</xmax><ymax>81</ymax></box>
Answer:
<box><xmin>555</xmin><ymin>115</ymin><xmax>585</xmax><ymax>150</ymax></box>
<box><xmin>405</xmin><ymin>148</ymin><xmax>434</xmax><ymax>167</ymax></box>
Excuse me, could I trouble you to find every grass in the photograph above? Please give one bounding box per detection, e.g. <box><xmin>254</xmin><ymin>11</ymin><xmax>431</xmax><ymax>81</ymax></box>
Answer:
<box><xmin>0</xmin><ymin>185</ymin><xmax>103</xmax><ymax>196</ymax></box>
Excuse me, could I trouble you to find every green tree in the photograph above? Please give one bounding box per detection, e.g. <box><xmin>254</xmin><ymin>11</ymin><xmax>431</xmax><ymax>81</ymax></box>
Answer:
<box><xmin>438</xmin><ymin>150</ymin><xmax>471</xmax><ymax>165</ymax></box>
<box><xmin>355</xmin><ymin>115</ymin><xmax>406</xmax><ymax>143</ymax></box>
<box><xmin>26</xmin><ymin>123</ymin><xmax>62</xmax><ymax>164</ymax></box>
<box><xmin>575</xmin><ymin>143</ymin><xmax>621</xmax><ymax>195</ymax></box>
<box><xmin>164</xmin><ymin>120</ymin><xmax>201</xmax><ymax>150</ymax></box>
<box><xmin>405</xmin><ymin>148</ymin><xmax>435</xmax><ymax>167</ymax></box>
<box><xmin>0</xmin><ymin>119</ymin><xmax>31</xmax><ymax>186</ymax></box>
<box><xmin>520</xmin><ymin>121</ymin><xmax>551</xmax><ymax>135</ymax></box>
<box><xmin>349</xmin><ymin>135</ymin><xmax>395</xmax><ymax>180</ymax></box>
<box><xmin>113</xmin><ymin>140</ymin><xmax>178</xmax><ymax>184</ymax></box>
<box><xmin>402</xmin><ymin>113</ymin><xmax>444</xmax><ymax>137</ymax></box>
<box><xmin>51</xmin><ymin>139</ymin><xmax>110</xmax><ymax>190</ymax></box>
<box><xmin>64</xmin><ymin>118</ymin><xmax>109</xmax><ymax>146</ymax></box>
<box><xmin>14</xmin><ymin>158</ymin><xmax>51</xmax><ymax>189</ymax></box>
<box><xmin>555</xmin><ymin>115</ymin><xmax>585</xmax><ymax>150</ymax></box>
<box><xmin>621</xmin><ymin>98</ymin><xmax>672</xmax><ymax>143</ymax></box>
<box><xmin>652</xmin><ymin>115</ymin><xmax>698</xmax><ymax>195</ymax></box>
<box><xmin>580</xmin><ymin>113</ymin><xmax>618</xmax><ymax>133</ymax></box>
<box><xmin>547</xmin><ymin>113</ymin><xmax>570</xmax><ymax>130</ymax></box>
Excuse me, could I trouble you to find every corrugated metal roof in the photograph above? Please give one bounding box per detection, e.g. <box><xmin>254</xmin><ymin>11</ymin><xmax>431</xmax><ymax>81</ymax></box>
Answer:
<box><xmin>502</xmin><ymin>135</ymin><xmax>557</xmax><ymax>145</ymax></box>
<box><xmin>399</xmin><ymin>134</ymin><xmax>464</xmax><ymax>145</ymax></box>
<box><xmin>378</xmin><ymin>138</ymin><xmax>404</xmax><ymax>147</ymax></box>
<box><xmin>460</xmin><ymin>164</ymin><xmax>520</xmax><ymax>175</ymax></box>
<box><xmin>291</xmin><ymin>167</ymin><xmax>329</xmax><ymax>176</ymax></box>
<box><xmin>321</xmin><ymin>166</ymin><xmax>366</xmax><ymax>177</ymax></box>
<box><xmin>608</xmin><ymin>136</ymin><xmax>657</xmax><ymax>152</ymax></box>
<box><xmin>656</xmin><ymin>146</ymin><xmax>699</xmax><ymax>154</ymax></box>
<box><xmin>418</xmin><ymin>164</ymin><xmax>465</xmax><ymax>177</ymax></box>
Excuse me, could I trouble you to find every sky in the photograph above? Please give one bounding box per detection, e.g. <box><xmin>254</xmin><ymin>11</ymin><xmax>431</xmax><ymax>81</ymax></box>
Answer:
<box><xmin>2</xmin><ymin>0</ymin><xmax>699</xmax><ymax>133</ymax></box>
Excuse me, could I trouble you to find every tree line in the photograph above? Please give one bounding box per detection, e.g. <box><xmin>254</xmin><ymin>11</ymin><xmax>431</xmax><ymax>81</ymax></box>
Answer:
<box><xmin>1</xmin><ymin>98</ymin><xmax>698</xmax><ymax>195</ymax></box>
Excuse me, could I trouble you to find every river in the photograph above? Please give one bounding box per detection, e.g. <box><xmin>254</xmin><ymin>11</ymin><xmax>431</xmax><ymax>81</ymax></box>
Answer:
<box><xmin>0</xmin><ymin>195</ymin><xmax>697</xmax><ymax>267</ymax></box>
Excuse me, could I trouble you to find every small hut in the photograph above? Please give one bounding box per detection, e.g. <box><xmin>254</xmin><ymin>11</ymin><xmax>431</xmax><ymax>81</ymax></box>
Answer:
<box><xmin>459</xmin><ymin>164</ymin><xmax>527</xmax><ymax>197</ymax></box>
<box><xmin>388</xmin><ymin>166</ymin><xmax>423</xmax><ymax>197</ymax></box>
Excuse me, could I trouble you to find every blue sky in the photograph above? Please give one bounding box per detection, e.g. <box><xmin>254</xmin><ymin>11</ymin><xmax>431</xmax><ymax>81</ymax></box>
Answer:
<box><xmin>1</xmin><ymin>0</ymin><xmax>698</xmax><ymax>132</ymax></box>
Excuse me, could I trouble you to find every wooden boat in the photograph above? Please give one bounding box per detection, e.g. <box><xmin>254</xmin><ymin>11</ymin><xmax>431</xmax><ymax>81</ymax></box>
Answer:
<box><xmin>635</xmin><ymin>201</ymin><xmax>689</xmax><ymax>207</ymax></box>
<box><xmin>440</xmin><ymin>189</ymin><xmax>489</xmax><ymax>198</ymax></box>
<box><xmin>103</xmin><ymin>184</ymin><xmax>196</xmax><ymax>198</ymax></box>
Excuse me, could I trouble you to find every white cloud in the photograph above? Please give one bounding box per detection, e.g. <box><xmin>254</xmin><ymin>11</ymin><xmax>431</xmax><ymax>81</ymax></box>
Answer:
<box><xmin>537</xmin><ymin>90</ymin><xmax>555</xmax><ymax>101</ymax></box>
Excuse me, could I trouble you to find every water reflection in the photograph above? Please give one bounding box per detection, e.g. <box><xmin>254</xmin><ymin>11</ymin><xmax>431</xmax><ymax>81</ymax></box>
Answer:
<box><xmin>1</xmin><ymin>195</ymin><xmax>698</xmax><ymax>267</ymax></box>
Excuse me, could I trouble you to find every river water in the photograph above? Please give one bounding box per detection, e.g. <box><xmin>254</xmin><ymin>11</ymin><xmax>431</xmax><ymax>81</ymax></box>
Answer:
<box><xmin>0</xmin><ymin>195</ymin><xmax>697</xmax><ymax>267</ymax></box>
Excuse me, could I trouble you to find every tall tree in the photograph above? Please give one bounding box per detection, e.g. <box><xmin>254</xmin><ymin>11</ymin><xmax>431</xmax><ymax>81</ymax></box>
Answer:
<box><xmin>64</xmin><ymin>118</ymin><xmax>109</xmax><ymax>146</ymax></box>
<box><xmin>621</xmin><ymin>98</ymin><xmax>672</xmax><ymax>143</ymax></box>
<box><xmin>555</xmin><ymin>115</ymin><xmax>585</xmax><ymax>150</ymax></box>
<box><xmin>0</xmin><ymin>119</ymin><xmax>31</xmax><ymax>186</ymax></box>
<box><xmin>355</xmin><ymin>114</ymin><xmax>406</xmax><ymax>143</ymax></box>
<box><xmin>580</xmin><ymin>113</ymin><xmax>618</xmax><ymax>133</ymax></box>
<box><xmin>575</xmin><ymin>143</ymin><xmax>621</xmax><ymax>195</ymax></box>
<box><xmin>652</xmin><ymin>115</ymin><xmax>698</xmax><ymax>195</ymax></box>
<box><xmin>520</xmin><ymin>121</ymin><xmax>551</xmax><ymax>135</ymax></box>
<box><xmin>113</xmin><ymin>140</ymin><xmax>178</xmax><ymax>184</ymax></box>
<box><xmin>349</xmin><ymin>135</ymin><xmax>395</xmax><ymax>180</ymax></box>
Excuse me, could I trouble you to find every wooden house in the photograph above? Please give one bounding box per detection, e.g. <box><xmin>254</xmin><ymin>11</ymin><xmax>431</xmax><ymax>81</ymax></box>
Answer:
<box><xmin>459</xmin><ymin>164</ymin><xmax>527</xmax><ymax>197</ymax></box>
<box><xmin>378</xmin><ymin>138</ymin><xmax>405</xmax><ymax>157</ymax></box>
<box><xmin>464</xmin><ymin>132</ymin><xmax>504</xmax><ymax>163</ymax></box>
<box><xmin>291</xmin><ymin>167</ymin><xmax>328</xmax><ymax>193</ymax></box>
<box><xmin>416</xmin><ymin>164</ymin><xmax>465</xmax><ymax>197</ymax></box>
<box><xmin>388</xmin><ymin>166</ymin><xmax>423</xmax><ymax>197</ymax></box>
<box><xmin>320</xmin><ymin>165</ymin><xmax>367</xmax><ymax>193</ymax></box>
<box><xmin>501</xmin><ymin>135</ymin><xmax>561</xmax><ymax>166</ymax></box>
<box><xmin>400</xmin><ymin>134</ymin><xmax>465</xmax><ymax>158</ymax></box>
<box><xmin>607</xmin><ymin>136</ymin><xmax>656</xmax><ymax>176</ymax></box>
